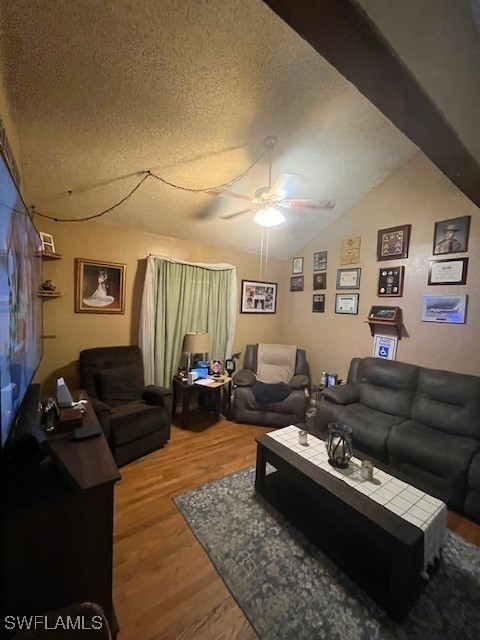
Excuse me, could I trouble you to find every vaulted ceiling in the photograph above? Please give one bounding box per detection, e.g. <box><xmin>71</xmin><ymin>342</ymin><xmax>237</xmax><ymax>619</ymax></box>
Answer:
<box><xmin>0</xmin><ymin>0</ymin><xmax>424</xmax><ymax>258</ymax></box>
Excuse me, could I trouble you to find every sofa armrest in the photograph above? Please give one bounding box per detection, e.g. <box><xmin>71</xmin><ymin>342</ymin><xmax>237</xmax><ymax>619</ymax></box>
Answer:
<box><xmin>233</xmin><ymin>369</ymin><xmax>256</xmax><ymax>387</ymax></box>
<box><xmin>89</xmin><ymin>397</ymin><xmax>112</xmax><ymax>440</ymax></box>
<box><xmin>143</xmin><ymin>385</ymin><xmax>172</xmax><ymax>415</ymax></box>
<box><xmin>289</xmin><ymin>374</ymin><xmax>309</xmax><ymax>389</ymax></box>
<box><xmin>322</xmin><ymin>384</ymin><xmax>359</xmax><ymax>405</ymax></box>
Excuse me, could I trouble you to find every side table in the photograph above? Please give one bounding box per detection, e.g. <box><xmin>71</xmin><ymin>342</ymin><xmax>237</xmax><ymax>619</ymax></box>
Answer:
<box><xmin>172</xmin><ymin>376</ymin><xmax>231</xmax><ymax>428</ymax></box>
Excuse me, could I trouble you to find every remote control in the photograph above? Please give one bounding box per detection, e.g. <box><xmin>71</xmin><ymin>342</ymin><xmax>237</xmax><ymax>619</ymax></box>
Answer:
<box><xmin>71</xmin><ymin>425</ymin><xmax>102</xmax><ymax>441</ymax></box>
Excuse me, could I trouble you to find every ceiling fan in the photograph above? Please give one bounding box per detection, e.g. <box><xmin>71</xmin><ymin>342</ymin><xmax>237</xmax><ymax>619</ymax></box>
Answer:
<box><xmin>218</xmin><ymin>136</ymin><xmax>335</xmax><ymax>226</ymax></box>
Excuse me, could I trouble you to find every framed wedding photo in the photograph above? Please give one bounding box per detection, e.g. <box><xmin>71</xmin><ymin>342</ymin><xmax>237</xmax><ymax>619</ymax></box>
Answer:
<box><xmin>336</xmin><ymin>268</ymin><xmax>361</xmax><ymax>290</ymax></box>
<box><xmin>428</xmin><ymin>258</ymin><xmax>468</xmax><ymax>285</ymax></box>
<box><xmin>335</xmin><ymin>293</ymin><xmax>359</xmax><ymax>315</ymax></box>
<box><xmin>377</xmin><ymin>224</ymin><xmax>411</xmax><ymax>261</ymax></box>
<box><xmin>292</xmin><ymin>257</ymin><xmax>304</xmax><ymax>274</ymax></box>
<box><xmin>433</xmin><ymin>215</ymin><xmax>470</xmax><ymax>255</ymax></box>
<box><xmin>240</xmin><ymin>279</ymin><xmax>277</xmax><ymax>313</ymax></box>
<box><xmin>75</xmin><ymin>258</ymin><xmax>126</xmax><ymax>314</ymax></box>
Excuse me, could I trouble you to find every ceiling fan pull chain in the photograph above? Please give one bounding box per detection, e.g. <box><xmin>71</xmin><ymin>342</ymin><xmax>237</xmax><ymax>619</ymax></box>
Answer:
<box><xmin>264</xmin><ymin>227</ymin><xmax>270</xmax><ymax>279</ymax></box>
<box><xmin>259</xmin><ymin>226</ymin><xmax>264</xmax><ymax>281</ymax></box>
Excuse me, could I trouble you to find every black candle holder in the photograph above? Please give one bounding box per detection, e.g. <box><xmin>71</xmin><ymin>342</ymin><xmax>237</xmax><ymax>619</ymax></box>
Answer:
<box><xmin>325</xmin><ymin>423</ymin><xmax>353</xmax><ymax>469</ymax></box>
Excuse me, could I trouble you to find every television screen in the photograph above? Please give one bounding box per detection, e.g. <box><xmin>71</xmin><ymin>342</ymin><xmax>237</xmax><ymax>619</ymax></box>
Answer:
<box><xmin>0</xmin><ymin>152</ymin><xmax>43</xmax><ymax>448</ymax></box>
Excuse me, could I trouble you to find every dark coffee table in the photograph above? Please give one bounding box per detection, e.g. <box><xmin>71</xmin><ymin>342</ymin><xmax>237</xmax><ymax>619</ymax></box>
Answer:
<box><xmin>255</xmin><ymin>428</ymin><xmax>441</xmax><ymax>620</ymax></box>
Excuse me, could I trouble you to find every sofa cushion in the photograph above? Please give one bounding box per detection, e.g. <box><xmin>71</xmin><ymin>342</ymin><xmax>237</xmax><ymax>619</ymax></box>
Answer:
<box><xmin>97</xmin><ymin>365</ymin><xmax>144</xmax><ymax>408</ymax></box>
<box><xmin>317</xmin><ymin>401</ymin><xmax>404</xmax><ymax>461</ymax></box>
<box><xmin>358</xmin><ymin>358</ymin><xmax>418</xmax><ymax>419</ymax></box>
<box><xmin>411</xmin><ymin>367</ymin><xmax>480</xmax><ymax>439</ymax></box>
<box><xmin>110</xmin><ymin>402</ymin><xmax>167</xmax><ymax>446</ymax></box>
<box><xmin>467</xmin><ymin>451</ymin><xmax>480</xmax><ymax>493</ymax></box>
<box><xmin>388</xmin><ymin>420</ymin><xmax>479</xmax><ymax>481</ymax></box>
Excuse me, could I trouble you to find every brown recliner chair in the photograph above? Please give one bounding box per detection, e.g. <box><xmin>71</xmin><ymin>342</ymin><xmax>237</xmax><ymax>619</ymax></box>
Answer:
<box><xmin>79</xmin><ymin>346</ymin><xmax>171</xmax><ymax>467</ymax></box>
<box><xmin>231</xmin><ymin>343</ymin><xmax>309</xmax><ymax>427</ymax></box>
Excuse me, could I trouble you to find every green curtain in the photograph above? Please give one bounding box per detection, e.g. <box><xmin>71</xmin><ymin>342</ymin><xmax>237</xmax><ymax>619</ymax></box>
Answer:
<box><xmin>140</xmin><ymin>257</ymin><xmax>236</xmax><ymax>387</ymax></box>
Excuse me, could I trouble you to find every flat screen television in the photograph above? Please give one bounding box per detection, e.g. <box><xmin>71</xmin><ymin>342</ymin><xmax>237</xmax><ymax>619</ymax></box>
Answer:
<box><xmin>0</xmin><ymin>150</ymin><xmax>43</xmax><ymax>452</ymax></box>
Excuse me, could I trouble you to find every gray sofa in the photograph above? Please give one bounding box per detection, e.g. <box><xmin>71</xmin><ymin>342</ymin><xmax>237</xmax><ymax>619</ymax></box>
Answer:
<box><xmin>315</xmin><ymin>357</ymin><xmax>480</xmax><ymax>522</ymax></box>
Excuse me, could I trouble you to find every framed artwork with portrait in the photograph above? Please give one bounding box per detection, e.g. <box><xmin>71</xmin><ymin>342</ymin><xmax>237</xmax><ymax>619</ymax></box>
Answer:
<box><xmin>292</xmin><ymin>257</ymin><xmax>304</xmax><ymax>274</ymax></box>
<box><xmin>75</xmin><ymin>258</ymin><xmax>126</xmax><ymax>314</ymax></box>
<box><xmin>377</xmin><ymin>224</ymin><xmax>411</xmax><ymax>261</ymax></box>
<box><xmin>313</xmin><ymin>272</ymin><xmax>327</xmax><ymax>290</ymax></box>
<box><xmin>433</xmin><ymin>216</ymin><xmax>470</xmax><ymax>255</ymax></box>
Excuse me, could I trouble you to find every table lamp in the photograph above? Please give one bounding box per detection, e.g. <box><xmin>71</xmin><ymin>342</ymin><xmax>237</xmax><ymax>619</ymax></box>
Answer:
<box><xmin>183</xmin><ymin>332</ymin><xmax>210</xmax><ymax>372</ymax></box>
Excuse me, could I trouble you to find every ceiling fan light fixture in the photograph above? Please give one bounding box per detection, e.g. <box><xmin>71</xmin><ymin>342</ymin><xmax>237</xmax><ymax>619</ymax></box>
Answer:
<box><xmin>253</xmin><ymin>206</ymin><xmax>286</xmax><ymax>227</ymax></box>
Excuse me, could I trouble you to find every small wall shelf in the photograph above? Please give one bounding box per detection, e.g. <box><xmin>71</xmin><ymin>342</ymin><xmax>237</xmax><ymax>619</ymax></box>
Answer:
<box><xmin>365</xmin><ymin>306</ymin><xmax>403</xmax><ymax>340</ymax></box>
<box><xmin>365</xmin><ymin>319</ymin><xmax>403</xmax><ymax>340</ymax></box>
<box><xmin>37</xmin><ymin>291</ymin><xmax>61</xmax><ymax>298</ymax></box>
<box><xmin>41</xmin><ymin>250</ymin><xmax>62</xmax><ymax>260</ymax></box>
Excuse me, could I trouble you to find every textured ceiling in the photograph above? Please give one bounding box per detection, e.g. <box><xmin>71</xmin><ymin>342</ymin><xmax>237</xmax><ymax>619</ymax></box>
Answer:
<box><xmin>0</xmin><ymin>0</ymin><xmax>417</xmax><ymax>259</ymax></box>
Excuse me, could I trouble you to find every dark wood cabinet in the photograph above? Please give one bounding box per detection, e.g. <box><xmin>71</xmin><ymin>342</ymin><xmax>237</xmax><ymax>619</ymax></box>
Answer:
<box><xmin>0</xmin><ymin>390</ymin><xmax>121</xmax><ymax>638</ymax></box>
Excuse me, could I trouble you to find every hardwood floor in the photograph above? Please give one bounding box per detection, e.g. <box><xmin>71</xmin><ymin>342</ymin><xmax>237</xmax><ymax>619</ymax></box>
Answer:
<box><xmin>113</xmin><ymin>417</ymin><xmax>480</xmax><ymax>639</ymax></box>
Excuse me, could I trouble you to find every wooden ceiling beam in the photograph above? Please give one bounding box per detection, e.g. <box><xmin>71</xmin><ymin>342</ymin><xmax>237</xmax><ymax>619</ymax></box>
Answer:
<box><xmin>262</xmin><ymin>0</ymin><xmax>480</xmax><ymax>208</ymax></box>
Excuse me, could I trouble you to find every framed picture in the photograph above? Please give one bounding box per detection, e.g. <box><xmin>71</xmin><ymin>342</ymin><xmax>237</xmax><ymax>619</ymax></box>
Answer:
<box><xmin>433</xmin><ymin>216</ymin><xmax>470</xmax><ymax>255</ymax></box>
<box><xmin>240</xmin><ymin>279</ymin><xmax>277</xmax><ymax>313</ymax></box>
<box><xmin>340</xmin><ymin>237</ymin><xmax>361</xmax><ymax>265</ymax></box>
<box><xmin>40</xmin><ymin>231</ymin><xmax>55</xmax><ymax>254</ymax></box>
<box><xmin>368</xmin><ymin>306</ymin><xmax>400</xmax><ymax>321</ymax></box>
<box><xmin>292</xmin><ymin>257</ymin><xmax>304</xmax><ymax>274</ymax></box>
<box><xmin>335</xmin><ymin>293</ymin><xmax>359</xmax><ymax>315</ymax></box>
<box><xmin>290</xmin><ymin>276</ymin><xmax>304</xmax><ymax>292</ymax></box>
<box><xmin>373</xmin><ymin>335</ymin><xmax>398</xmax><ymax>361</ymax></box>
<box><xmin>313</xmin><ymin>272</ymin><xmax>327</xmax><ymax>290</ymax></box>
<box><xmin>312</xmin><ymin>294</ymin><xmax>325</xmax><ymax>313</ymax></box>
<box><xmin>421</xmin><ymin>294</ymin><xmax>467</xmax><ymax>324</ymax></box>
<box><xmin>336</xmin><ymin>268</ymin><xmax>361</xmax><ymax>290</ymax></box>
<box><xmin>377</xmin><ymin>224</ymin><xmax>411</xmax><ymax>261</ymax></box>
<box><xmin>428</xmin><ymin>258</ymin><xmax>468</xmax><ymax>285</ymax></box>
<box><xmin>377</xmin><ymin>266</ymin><xmax>405</xmax><ymax>297</ymax></box>
<box><xmin>75</xmin><ymin>258</ymin><xmax>126</xmax><ymax>314</ymax></box>
<box><xmin>313</xmin><ymin>251</ymin><xmax>327</xmax><ymax>271</ymax></box>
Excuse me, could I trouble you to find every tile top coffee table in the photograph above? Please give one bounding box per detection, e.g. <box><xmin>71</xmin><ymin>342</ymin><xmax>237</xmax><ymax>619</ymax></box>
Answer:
<box><xmin>255</xmin><ymin>425</ymin><xmax>447</xmax><ymax>620</ymax></box>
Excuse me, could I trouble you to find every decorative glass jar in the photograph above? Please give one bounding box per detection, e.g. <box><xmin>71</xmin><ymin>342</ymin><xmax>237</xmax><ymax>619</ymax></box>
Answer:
<box><xmin>325</xmin><ymin>423</ymin><xmax>353</xmax><ymax>469</ymax></box>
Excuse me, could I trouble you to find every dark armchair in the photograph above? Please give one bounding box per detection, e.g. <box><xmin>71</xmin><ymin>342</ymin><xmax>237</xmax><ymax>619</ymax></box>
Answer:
<box><xmin>79</xmin><ymin>346</ymin><xmax>171</xmax><ymax>467</ymax></box>
<box><xmin>231</xmin><ymin>343</ymin><xmax>309</xmax><ymax>427</ymax></box>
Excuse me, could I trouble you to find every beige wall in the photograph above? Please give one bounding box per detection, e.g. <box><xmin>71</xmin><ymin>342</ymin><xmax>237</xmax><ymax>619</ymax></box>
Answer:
<box><xmin>34</xmin><ymin>221</ymin><xmax>284</xmax><ymax>393</ymax></box>
<box><xmin>282</xmin><ymin>151</ymin><xmax>480</xmax><ymax>385</ymax></box>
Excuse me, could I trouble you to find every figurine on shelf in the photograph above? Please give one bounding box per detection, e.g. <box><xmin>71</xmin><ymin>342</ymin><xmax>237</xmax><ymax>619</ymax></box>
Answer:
<box><xmin>41</xmin><ymin>279</ymin><xmax>56</xmax><ymax>291</ymax></box>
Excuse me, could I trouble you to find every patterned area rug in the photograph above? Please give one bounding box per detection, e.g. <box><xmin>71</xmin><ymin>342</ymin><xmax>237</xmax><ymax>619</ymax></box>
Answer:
<box><xmin>174</xmin><ymin>466</ymin><xmax>480</xmax><ymax>640</ymax></box>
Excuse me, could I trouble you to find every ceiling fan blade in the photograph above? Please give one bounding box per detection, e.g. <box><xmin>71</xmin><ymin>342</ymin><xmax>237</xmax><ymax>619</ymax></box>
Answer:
<box><xmin>267</xmin><ymin>173</ymin><xmax>305</xmax><ymax>201</ymax></box>
<box><xmin>217</xmin><ymin>189</ymin><xmax>253</xmax><ymax>202</ymax></box>
<box><xmin>280</xmin><ymin>199</ymin><xmax>335</xmax><ymax>211</ymax></box>
<box><xmin>220</xmin><ymin>208</ymin><xmax>254</xmax><ymax>221</ymax></box>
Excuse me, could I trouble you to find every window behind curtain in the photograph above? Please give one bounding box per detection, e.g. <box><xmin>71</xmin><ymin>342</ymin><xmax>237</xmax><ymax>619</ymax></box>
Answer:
<box><xmin>139</xmin><ymin>257</ymin><xmax>237</xmax><ymax>387</ymax></box>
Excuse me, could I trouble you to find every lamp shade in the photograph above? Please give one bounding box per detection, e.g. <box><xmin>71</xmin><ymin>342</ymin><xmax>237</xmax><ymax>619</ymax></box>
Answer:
<box><xmin>182</xmin><ymin>332</ymin><xmax>210</xmax><ymax>354</ymax></box>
